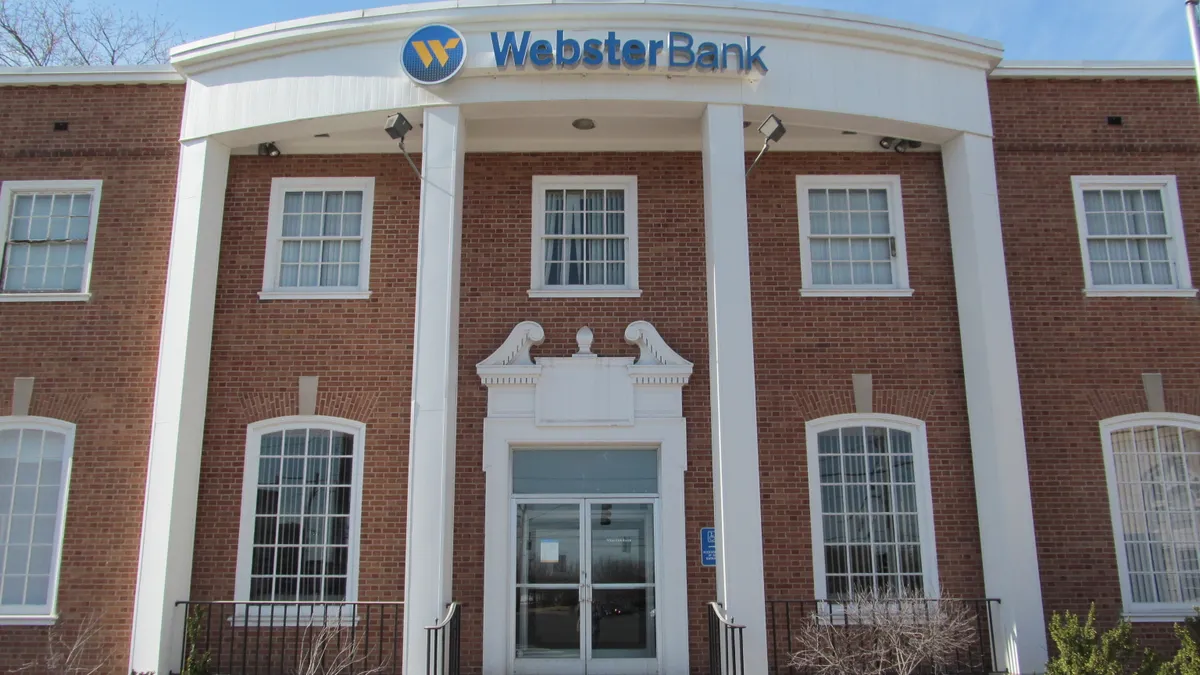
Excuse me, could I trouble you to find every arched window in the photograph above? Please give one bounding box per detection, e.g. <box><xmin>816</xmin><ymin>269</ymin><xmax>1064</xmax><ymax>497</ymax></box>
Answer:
<box><xmin>1101</xmin><ymin>413</ymin><xmax>1200</xmax><ymax>619</ymax></box>
<box><xmin>0</xmin><ymin>417</ymin><xmax>74</xmax><ymax>622</ymax></box>
<box><xmin>235</xmin><ymin>416</ymin><xmax>366</xmax><ymax>603</ymax></box>
<box><xmin>806</xmin><ymin>414</ymin><xmax>939</xmax><ymax>600</ymax></box>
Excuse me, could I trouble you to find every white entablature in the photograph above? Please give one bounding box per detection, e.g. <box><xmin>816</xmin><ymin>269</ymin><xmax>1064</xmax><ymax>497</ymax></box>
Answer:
<box><xmin>476</xmin><ymin>321</ymin><xmax>693</xmax><ymax>425</ymax></box>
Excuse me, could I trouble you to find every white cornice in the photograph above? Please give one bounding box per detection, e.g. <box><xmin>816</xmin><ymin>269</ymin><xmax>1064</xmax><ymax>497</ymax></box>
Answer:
<box><xmin>169</xmin><ymin>0</ymin><xmax>1003</xmax><ymax>74</ymax></box>
<box><xmin>992</xmin><ymin>61</ymin><xmax>1194</xmax><ymax>79</ymax></box>
<box><xmin>0</xmin><ymin>65</ymin><xmax>182</xmax><ymax>86</ymax></box>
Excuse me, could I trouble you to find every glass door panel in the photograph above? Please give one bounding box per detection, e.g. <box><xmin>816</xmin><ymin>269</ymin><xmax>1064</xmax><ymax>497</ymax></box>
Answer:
<box><xmin>588</xmin><ymin>502</ymin><xmax>657</xmax><ymax>663</ymax></box>
<box><xmin>515</xmin><ymin>502</ymin><xmax>583</xmax><ymax>666</ymax></box>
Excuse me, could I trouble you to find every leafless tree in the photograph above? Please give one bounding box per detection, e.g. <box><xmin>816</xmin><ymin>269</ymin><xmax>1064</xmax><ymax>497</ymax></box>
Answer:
<box><xmin>0</xmin><ymin>0</ymin><xmax>180</xmax><ymax>67</ymax></box>
<box><xmin>789</xmin><ymin>592</ymin><xmax>978</xmax><ymax>675</ymax></box>
<box><xmin>9</xmin><ymin>612</ymin><xmax>113</xmax><ymax>675</ymax></box>
<box><xmin>294</xmin><ymin>623</ymin><xmax>390</xmax><ymax>675</ymax></box>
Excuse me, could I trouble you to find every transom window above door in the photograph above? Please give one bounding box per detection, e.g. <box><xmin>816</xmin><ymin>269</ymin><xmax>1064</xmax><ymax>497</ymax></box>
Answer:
<box><xmin>260</xmin><ymin>178</ymin><xmax>374</xmax><ymax>301</ymax></box>
<box><xmin>796</xmin><ymin>176</ymin><xmax>912</xmax><ymax>298</ymax></box>
<box><xmin>530</xmin><ymin>177</ymin><xmax>640</xmax><ymax>298</ymax></box>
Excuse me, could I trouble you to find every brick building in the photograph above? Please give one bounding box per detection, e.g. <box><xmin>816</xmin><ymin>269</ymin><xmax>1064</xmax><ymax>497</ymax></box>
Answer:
<box><xmin>0</xmin><ymin>2</ymin><xmax>1197</xmax><ymax>674</ymax></box>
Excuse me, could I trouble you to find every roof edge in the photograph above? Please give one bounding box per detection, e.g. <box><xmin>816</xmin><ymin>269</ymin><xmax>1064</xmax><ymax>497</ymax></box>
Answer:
<box><xmin>992</xmin><ymin>61</ymin><xmax>1195</xmax><ymax>79</ymax></box>
<box><xmin>0</xmin><ymin>65</ymin><xmax>183</xmax><ymax>86</ymax></box>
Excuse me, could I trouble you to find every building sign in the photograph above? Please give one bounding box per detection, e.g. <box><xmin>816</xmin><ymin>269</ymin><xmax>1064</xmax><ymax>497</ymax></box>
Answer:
<box><xmin>492</xmin><ymin>30</ymin><xmax>768</xmax><ymax>73</ymax></box>
<box><xmin>401</xmin><ymin>24</ymin><xmax>467</xmax><ymax>85</ymax></box>
<box><xmin>701</xmin><ymin>527</ymin><xmax>716</xmax><ymax>567</ymax></box>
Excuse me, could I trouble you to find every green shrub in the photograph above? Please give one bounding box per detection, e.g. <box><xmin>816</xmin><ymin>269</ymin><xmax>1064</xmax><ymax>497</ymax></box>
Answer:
<box><xmin>1045</xmin><ymin>603</ymin><xmax>1159</xmax><ymax>675</ymax></box>
<box><xmin>1160</xmin><ymin>621</ymin><xmax>1200</xmax><ymax>675</ymax></box>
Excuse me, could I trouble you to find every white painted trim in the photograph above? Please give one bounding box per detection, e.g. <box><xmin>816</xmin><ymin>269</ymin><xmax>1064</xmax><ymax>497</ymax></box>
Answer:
<box><xmin>1084</xmin><ymin>288</ymin><xmax>1198</xmax><ymax>298</ymax></box>
<box><xmin>799</xmin><ymin>288</ymin><xmax>914</xmax><ymax>298</ymax></box>
<box><xmin>992</xmin><ymin>61</ymin><xmax>1194</xmax><ymax>79</ymax></box>
<box><xmin>804</xmin><ymin>414</ymin><xmax>940</xmax><ymax>601</ymax></box>
<box><xmin>1071</xmin><ymin>176</ymin><xmax>1193</xmax><ymax>295</ymax></box>
<box><xmin>526</xmin><ymin>289</ymin><xmax>643</xmax><ymax>299</ymax></box>
<box><xmin>0</xmin><ymin>417</ymin><xmax>76</xmax><ymax>623</ymax></box>
<box><xmin>257</xmin><ymin>290</ymin><xmax>373</xmax><ymax>301</ymax></box>
<box><xmin>796</xmin><ymin>175</ymin><xmax>911</xmax><ymax>294</ymax></box>
<box><xmin>1099</xmin><ymin>413</ymin><xmax>1200</xmax><ymax>621</ymax></box>
<box><xmin>262</xmin><ymin>177</ymin><xmax>375</xmax><ymax>296</ymax></box>
<box><xmin>0</xmin><ymin>180</ymin><xmax>103</xmax><ymax>298</ymax></box>
<box><xmin>0</xmin><ymin>293</ymin><xmax>90</xmax><ymax>303</ymax></box>
<box><xmin>233</xmin><ymin>416</ymin><xmax>368</xmax><ymax>603</ymax></box>
<box><xmin>530</xmin><ymin>176</ymin><xmax>639</xmax><ymax>295</ymax></box>
<box><xmin>0</xmin><ymin>65</ymin><xmax>183</xmax><ymax>86</ymax></box>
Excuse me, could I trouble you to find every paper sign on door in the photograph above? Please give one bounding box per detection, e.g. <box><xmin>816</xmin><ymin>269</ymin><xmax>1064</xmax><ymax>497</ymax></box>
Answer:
<box><xmin>539</xmin><ymin>539</ymin><xmax>560</xmax><ymax>564</ymax></box>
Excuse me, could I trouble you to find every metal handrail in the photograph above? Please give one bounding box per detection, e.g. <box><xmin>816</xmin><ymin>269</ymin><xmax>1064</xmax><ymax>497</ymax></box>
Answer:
<box><xmin>708</xmin><ymin>601</ymin><xmax>747</xmax><ymax>675</ymax></box>
<box><xmin>425</xmin><ymin>602</ymin><xmax>461</xmax><ymax>675</ymax></box>
<box><xmin>424</xmin><ymin>601</ymin><xmax>461</xmax><ymax>630</ymax></box>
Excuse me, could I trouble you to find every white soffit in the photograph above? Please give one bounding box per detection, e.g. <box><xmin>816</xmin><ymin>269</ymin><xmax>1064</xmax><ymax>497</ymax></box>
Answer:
<box><xmin>0</xmin><ymin>65</ymin><xmax>182</xmax><ymax>86</ymax></box>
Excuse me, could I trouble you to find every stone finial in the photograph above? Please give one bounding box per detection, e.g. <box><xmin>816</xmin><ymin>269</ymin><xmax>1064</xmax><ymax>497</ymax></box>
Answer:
<box><xmin>624</xmin><ymin>321</ymin><xmax>692</xmax><ymax>367</ymax></box>
<box><xmin>478</xmin><ymin>321</ymin><xmax>546</xmax><ymax>367</ymax></box>
<box><xmin>574</xmin><ymin>327</ymin><xmax>595</xmax><ymax>357</ymax></box>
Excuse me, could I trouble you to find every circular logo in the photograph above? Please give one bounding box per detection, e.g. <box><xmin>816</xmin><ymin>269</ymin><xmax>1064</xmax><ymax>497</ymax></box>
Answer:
<box><xmin>401</xmin><ymin>24</ymin><xmax>467</xmax><ymax>85</ymax></box>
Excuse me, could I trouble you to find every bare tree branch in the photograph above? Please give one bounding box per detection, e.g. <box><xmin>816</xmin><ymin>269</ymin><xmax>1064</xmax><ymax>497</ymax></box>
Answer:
<box><xmin>9</xmin><ymin>612</ymin><xmax>113</xmax><ymax>675</ymax></box>
<box><xmin>0</xmin><ymin>0</ymin><xmax>180</xmax><ymax>67</ymax></box>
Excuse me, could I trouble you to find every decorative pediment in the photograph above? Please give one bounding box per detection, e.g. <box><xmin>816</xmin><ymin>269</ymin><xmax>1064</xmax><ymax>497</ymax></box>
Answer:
<box><xmin>477</xmin><ymin>321</ymin><xmax>691</xmax><ymax>424</ymax></box>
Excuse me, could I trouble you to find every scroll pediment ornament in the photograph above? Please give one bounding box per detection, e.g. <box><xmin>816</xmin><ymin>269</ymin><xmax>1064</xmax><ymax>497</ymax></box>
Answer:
<box><xmin>624</xmin><ymin>321</ymin><xmax>692</xmax><ymax>367</ymax></box>
<box><xmin>478</xmin><ymin>321</ymin><xmax>545</xmax><ymax>367</ymax></box>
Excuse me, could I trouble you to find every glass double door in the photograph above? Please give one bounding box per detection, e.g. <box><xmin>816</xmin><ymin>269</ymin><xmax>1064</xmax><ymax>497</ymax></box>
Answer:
<box><xmin>513</xmin><ymin>498</ymin><xmax>658</xmax><ymax>675</ymax></box>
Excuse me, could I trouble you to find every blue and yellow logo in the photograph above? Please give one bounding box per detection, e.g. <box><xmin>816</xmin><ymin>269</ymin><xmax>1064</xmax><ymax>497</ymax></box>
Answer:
<box><xmin>402</xmin><ymin>24</ymin><xmax>466</xmax><ymax>85</ymax></box>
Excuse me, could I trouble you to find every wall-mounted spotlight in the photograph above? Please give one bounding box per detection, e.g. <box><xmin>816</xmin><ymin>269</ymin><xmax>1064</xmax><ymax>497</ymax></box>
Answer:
<box><xmin>385</xmin><ymin>112</ymin><xmax>423</xmax><ymax>182</ymax></box>
<box><xmin>746</xmin><ymin>113</ymin><xmax>787</xmax><ymax>177</ymax></box>
<box><xmin>257</xmin><ymin>142</ymin><xmax>281</xmax><ymax>157</ymax></box>
<box><xmin>879</xmin><ymin>137</ymin><xmax>922</xmax><ymax>153</ymax></box>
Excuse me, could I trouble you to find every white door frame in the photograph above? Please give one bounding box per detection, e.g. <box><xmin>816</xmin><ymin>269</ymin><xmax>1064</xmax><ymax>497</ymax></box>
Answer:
<box><xmin>482</xmin><ymin>424</ymin><xmax>689</xmax><ymax>675</ymax></box>
<box><xmin>510</xmin><ymin>495</ymin><xmax>662</xmax><ymax>675</ymax></box>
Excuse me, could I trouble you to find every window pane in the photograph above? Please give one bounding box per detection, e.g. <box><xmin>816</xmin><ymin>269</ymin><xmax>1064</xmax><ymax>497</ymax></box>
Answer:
<box><xmin>540</xmin><ymin>184</ymin><xmax>630</xmax><ymax>288</ymax></box>
<box><xmin>0</xmin><ymin>428</ymin><xmax>68</xmax><ymax>610</ymax></box>
<box><xmin>512</xmin><ymin>449</ymin><xmax>657</xmax><ymax>494</ymax></box>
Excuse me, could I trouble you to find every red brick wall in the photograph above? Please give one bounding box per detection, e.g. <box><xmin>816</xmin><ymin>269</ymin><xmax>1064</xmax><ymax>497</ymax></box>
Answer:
<box><xmin>992</xmin><ymin>77</ymin><xmax>1200</xmax><ymax>650</ymax></box>
<box><xmin>0</xmin><ymin>83</ymin><xmax>183</xmax><ymax>673</ymax></box>
<box><xmin>746</xmin><ymin>152</ymin><xmax>985</xmax><ymax>605</ymax></box>
<box><xmin>191</xmin><ymin>155</ymin><xmax>421</xmax><ymax>615</ymax></box>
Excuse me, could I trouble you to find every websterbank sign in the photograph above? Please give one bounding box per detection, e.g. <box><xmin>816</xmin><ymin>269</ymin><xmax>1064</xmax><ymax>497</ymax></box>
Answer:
<box><xmin>491</xmin><ymin>30</ymin><xmax>768</xmax><ymax>73</ymax></box>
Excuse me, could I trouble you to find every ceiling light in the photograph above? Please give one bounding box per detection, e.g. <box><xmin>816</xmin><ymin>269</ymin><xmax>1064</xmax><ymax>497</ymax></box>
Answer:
<box><xmin>841</xmin><ymin>130</ymin><xmax>858</xmax><ymax>135</ymax></box>
<box><xmin>314</xmin><ymin>133</ymin><xmax>331</xmax><ymax>138</ymax></box>
<box><xmin>257</xmin><ymin>142</ymin><xmax>281</xmax><ymax>157</ymax></box>
<box><xmin>572</xmin><ymin>118</ymin><xmax>596</xmax><ymax>131</ymax></box>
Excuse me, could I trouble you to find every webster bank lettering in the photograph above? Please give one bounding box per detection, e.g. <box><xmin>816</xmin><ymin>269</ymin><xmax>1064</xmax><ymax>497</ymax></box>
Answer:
<box><xmin>491</xmin><ymin>30</ymin><xmax>768</xmax><ymax>73</ymax></box>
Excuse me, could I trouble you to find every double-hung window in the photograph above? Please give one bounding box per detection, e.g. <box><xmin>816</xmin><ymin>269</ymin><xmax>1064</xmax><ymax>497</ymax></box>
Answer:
<box><xmin>797</xmin><ymin>176</ymin><xmax>911</xmax><ymax>297</ymax></box>
<box><xmin>530</xmin><ymin>176</ymin><xmax>639</xmax><ymax>298</ymax></box>
<box><xmin>235</xmin><ymin>417</ymin><xmax>365</xmax><ymax>605</ymax></box>
<box><xmin>1072</xmin><ymin>176</ymin><xmax>1195</xmax><ymax>297</ymax></box>
<box><xmin>806</xmin><ymin>415</ymin><xmax>939</xmax><ymax>600</ymax></box>
<box><xmin>261</xmin><ymin>178</ymin><xmax>374</xmax><ymax>300</ymax></box>
<box><xmin>1101</xmin><ymin>414</ymin><xmax>1200</xmax><ymax>620</ymax></box>
<box><xmin>0</xmin><ymin>180</ymin><xmax>102</xmax><ymax>302</ymax></box>
<box><xmin>0</xmin><ymin>418</ymin><xmax>75</xmax><ymax>624</ymax></box>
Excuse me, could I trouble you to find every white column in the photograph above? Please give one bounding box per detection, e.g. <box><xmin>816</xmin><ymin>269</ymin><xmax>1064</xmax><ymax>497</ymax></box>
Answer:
<box><xmin>943</xmin><ymin>132</ymin><xmax>1048</xmax><ymax>674</ymax></box>
<box><xmin>402</xmin><ymin>105</ymin><xmax>465</xmax><ymax>675</ymax></box>
<box><xmin>129</xmin><ymin>137</ymin><xmax>230</xmax><ymax>675</ymax></box>
<box><xmin>700</xmin><ymin>103</ymin><xmax>769</xmax><ymax>674</ymax></box>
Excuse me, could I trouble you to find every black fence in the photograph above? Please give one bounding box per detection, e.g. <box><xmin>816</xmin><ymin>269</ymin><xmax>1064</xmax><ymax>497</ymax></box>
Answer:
<box><xmin>708</xmin><ymin>602</ymin><xmax>747</xmax><ymax>675</ymax></box>
<box><xmin>767</xmin><ymin>598</ymin><xmax>1001</xmax><ymax>675</ymax></box>
<box><xmin>174</xmin><ymin>601</ymin><xmax>404</xmax><ymax>675</ymax></box>
<box><xmin>425</xmin><ymin>602</ymin><xmax>460</xmax><ymax>675</ymax></box>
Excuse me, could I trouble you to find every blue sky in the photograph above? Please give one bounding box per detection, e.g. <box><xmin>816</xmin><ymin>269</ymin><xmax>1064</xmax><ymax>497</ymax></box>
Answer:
<box><xmin>130</xmin><ymin>0</ymin><xmax>1189</xmax><ymax>61</ymax></box>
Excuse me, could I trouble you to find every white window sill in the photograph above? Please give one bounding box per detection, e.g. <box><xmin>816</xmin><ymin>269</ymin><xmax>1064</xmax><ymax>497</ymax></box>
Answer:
<box><xmin>0</xmin><ymin>614</ymin><xmax>58</xmax><ymax>626</ymax></box>
<box><xmin>1124</xmin><ymin>607</ymin><xmax>1200</xmax><ymax>622</ymax></box>
<box><xmin>1084</xmin><ymin>288</ymin><xmax>1198</xmax><ymax>298</ymax></box>
<box><xmin>258</xmin><ymin>290</ymin><xmax>372</xmax><ymax>301</ymax></box>
<box><xmin>528</xmin><ymin>289</ymin><xmax>643</xmax><ymax>299</ymax></box>
<box><xmin>0</xmin><ymin>292</ymin><xmax>90</xmax><ymax>303</ymax></box>
<box><xmin>799</xmin><ymin>288</ymin><xmax>914</xmax><ymax>298</ymax></box>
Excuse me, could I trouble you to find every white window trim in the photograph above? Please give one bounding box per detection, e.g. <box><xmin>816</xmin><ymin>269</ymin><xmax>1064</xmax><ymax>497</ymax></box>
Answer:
<box><xmin>0</xmin><ymin>416</ymin><xmax>76</xmax><ymax>626</ymax></box>
<box><xmin>805</xmin><ymin>413</ymin><xmax>940</xmax><ymax>601</ymax></box>
<box><xmin>529</xmin><ymin>175</ymin><xmax>640</xmax><ymax>298</ymax></box>
<box><xmin>0</xmin><ymin>180</ymin><xmax>102</xmax><ymax>303</ymax></box>
<box><xmin>1100</xmin><ymin>412</ymin><xmax>1200</xmax><ymax>622</ymax></box>
<box><xmin>234</xmin><ymin>416</ymin><xmax>367</xmax><ymax>610</ymax></box>
<box><xmin>796</xmin><ymin>175</ymin><xmax>912</xmax><ymax>298</ymax></box>
<box><xmin>260</xmin><ymin>178</ymin><xmax>375</xmax><ymax>301</ymax></box>
<box><xmin>1071</xmin><ymin>176</ymin><xmax>1196</xmax><ymax>298</ymax></box>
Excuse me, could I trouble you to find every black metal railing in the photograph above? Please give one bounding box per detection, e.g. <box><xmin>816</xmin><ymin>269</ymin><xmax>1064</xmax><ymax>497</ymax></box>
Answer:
<box><xmin>425</xmin><ymin>602</ymin><xmax>461</xmax><ymax>675</ymax></box>
<box><xmin>173</xmin><ymin>601</ymin><xmax>404</xmax><ymax>675</ymax></box>
<box><xmin>767</xmin><ymin>598</ymin><xmax>1001</xmax><ymax>675</ymax></box>
<box><xmin>708</xmin><ymin>602</ymin><xmax>747</xmax><ymax>675</ymax></box>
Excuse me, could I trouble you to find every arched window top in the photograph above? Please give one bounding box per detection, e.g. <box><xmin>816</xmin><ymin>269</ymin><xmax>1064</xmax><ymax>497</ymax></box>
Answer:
<box><xmin>236</xmin><ymin>416</ymin><xmax>366</xmax><ymax>605</ymax></box>
<box><xmin>0</xmin><ymin>416</ymin><xmax>75</xmax><ymax>435</ymax></box>
<box><xmin>1099</xmin><ymin>412</ymin><xmax>1200</xmax><ymax>619</ymax></box>
<box><xmin>805</xmin><ymin>413</ymin><xmax>926</xmax><ymax>435</ymax></box>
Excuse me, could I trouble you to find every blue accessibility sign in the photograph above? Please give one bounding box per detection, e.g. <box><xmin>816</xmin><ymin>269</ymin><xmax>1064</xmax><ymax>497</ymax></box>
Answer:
<box><xmin>701</xmin><ymin>527</ymin><xmax>716</xmax><ymax>567</ymax></box>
